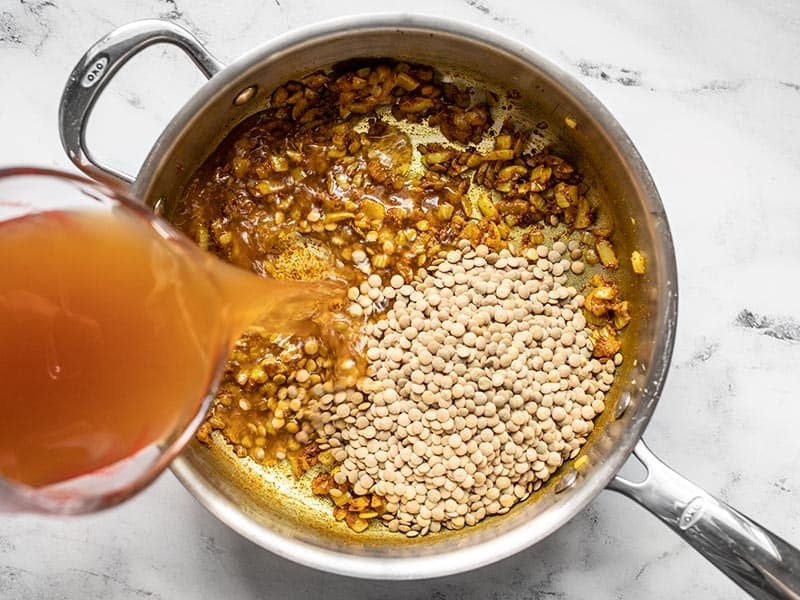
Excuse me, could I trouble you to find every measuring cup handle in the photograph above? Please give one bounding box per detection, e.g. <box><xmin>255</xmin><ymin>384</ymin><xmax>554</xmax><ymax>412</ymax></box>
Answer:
<box><xmin>608</xmin><ymin>439</ymin><xmax>800</xmax><ymax>599</ymax></box>
<box><xmin>58</xmin><ymin>19</ymin><xmax>224</xmax><ymax>185</ymax></box>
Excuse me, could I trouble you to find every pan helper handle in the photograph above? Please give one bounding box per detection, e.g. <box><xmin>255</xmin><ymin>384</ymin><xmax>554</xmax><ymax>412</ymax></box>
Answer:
<box><xmin>59</xmin><ymin>19</ymin><xmax>224</xmax><ymax>185</ymax></box>
<box><xmin>608</xmin><ymin>440</ymin><xmax>800</xmax><ymax>600</ymax></box>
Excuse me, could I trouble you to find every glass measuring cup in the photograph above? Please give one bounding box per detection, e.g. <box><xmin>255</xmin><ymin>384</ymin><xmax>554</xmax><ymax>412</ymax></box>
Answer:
<box><xmin>0</xmin><ymin>167</ymin><xmax>337</xmax><ymax>514</ymax></box>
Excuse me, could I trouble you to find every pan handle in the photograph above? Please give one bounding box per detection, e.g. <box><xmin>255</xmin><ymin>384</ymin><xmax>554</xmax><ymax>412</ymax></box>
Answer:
<box><xmin>59</xmin><ymin>20</ymin><xmax>224</xmax><ymax>185</ymax></box>
<box><xmin>608</xmin><ymin>439</ymin><xmax>800</xmax><ymax>599</ymax></box>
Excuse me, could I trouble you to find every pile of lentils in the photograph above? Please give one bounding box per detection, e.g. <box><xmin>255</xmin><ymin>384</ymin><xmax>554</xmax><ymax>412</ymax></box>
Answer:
<box><xmin>311</xmin><ymin>239</ymin><xmax>619</xmax><ymax>536</ymax></box>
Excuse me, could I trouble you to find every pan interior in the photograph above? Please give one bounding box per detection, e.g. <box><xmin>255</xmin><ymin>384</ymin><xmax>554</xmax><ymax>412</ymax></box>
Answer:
<box><xmin>142</xmin><ymin>20</ymin><xmax>676</xmax><ymax>574</ymax></box>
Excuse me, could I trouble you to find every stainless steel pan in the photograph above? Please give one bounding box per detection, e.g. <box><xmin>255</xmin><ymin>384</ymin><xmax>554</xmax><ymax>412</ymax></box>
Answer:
<box><xmin>59</xmin><ymin>16</ymin><xmax>800</xmax><ymax>597</ymax></box>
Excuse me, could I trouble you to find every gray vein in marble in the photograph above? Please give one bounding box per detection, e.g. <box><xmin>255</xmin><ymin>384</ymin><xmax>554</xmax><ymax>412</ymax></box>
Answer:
<box><xmin>201</xmin><ymin>532</ymin><xmax>227</xmax><ymax>556</ymax></box>
<box><xmin>569</xmin><ymin>60</ymin><xmax>798</xmax><ymax>104</ymax></box>
<box><xmin>70</xmin><ymin>569</ymin><xmax>159</xmax><ymax>599</ymax></box>
<box><xmin>690</xmin><ymin>79</ymin><xmax>744</xmax><ymax>94</ymax></box>
<box><xmin>0</xmin><ymin>11</ymin><xmax>22</xmax><ymax>44</ymax></box>
<box><xmin>157</xmin><ymin>0</ymin><xmax>182</xmax><ymax>21</ymax></box>
<box><xmin>123</xmin><ymin>92</ymin><xmax>146</xmax><ymax>110</ymax></box>
<box><xmin>1</xmin><ymin>0</ymin><xmax>56</xmax><ymax>55</ymax></box>
<box><xmin>154</xmin><ymin>0</ymin><xmax>208</xmax><ymax>44</ymax></box>
<box><xmin>773</xmin><ymin>477</ymin><xmax>792</xmax><ymax>494</ymax></box>
<box><xmin>574</xmin><ymin>60</ymin><xmax>642</xmax><ymax>88</ymax></box>
<box><xmin>462</xmin><ymin>0</ymin><xmax>509</xmax><ymax>25</ymax></box>
<box><xmin>673</xmin><ymin>340</ymin><xmax>718</xmax><ymax>369</ymax></box>
<box><xmin>0</xmin><ymin>564</ymin><xmax>33</xmax><ymax>591</ymax></box>
<box><xmin>689</xmin><ymin>341</ymin><xmax>718</xmax><ymax>366</ymax></box>
<box><xmin>20</xmin><ymin>0</ymin><xmax>56</xmax><ymax>18</ymax></box>
<box><xmin>634</xmin><ymin>549</ymin><xmax>673</xmax><ymax>582</ymax></box>
<box><xmin>0</xmin><ymin>537</ymin><xmax>14</xmax><ymax>555</ymax></box>
<box><xmin>717</xmin><ymin>470</ymin><xmax>743</xmax><ymax>503</ymax></box>
<box><xmin>735</xmin><ymin>309</ymin><xmax>800</xmax><ymax>342</ymax></box>
<box><xmin>463</xmin><ymin>0</ymin><xmax>490</xmax><ymax>16</ymax></box>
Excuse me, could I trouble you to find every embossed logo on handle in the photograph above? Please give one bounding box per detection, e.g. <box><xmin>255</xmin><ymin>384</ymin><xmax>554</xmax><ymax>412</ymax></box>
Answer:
<box><xmin>679</xmin><ymin>496</ymin><xmax>705</xmax><ymax>530</ymax></box>
<box><xmin>81</xmin><ymin>55</ymin><xmax>109</xmax><ymax>88</ymax></box>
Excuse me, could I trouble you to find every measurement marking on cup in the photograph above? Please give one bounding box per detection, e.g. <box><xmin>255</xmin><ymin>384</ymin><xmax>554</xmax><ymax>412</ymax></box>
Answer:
<box><xmin>81</xmin><ymin>55</ymin><xmax>109</xmax><ymax>88</ymax></box>
<box><xmin>679</xmin><ymin>496</ymin><xmax>706</xmax><ymax>530</ymax></box>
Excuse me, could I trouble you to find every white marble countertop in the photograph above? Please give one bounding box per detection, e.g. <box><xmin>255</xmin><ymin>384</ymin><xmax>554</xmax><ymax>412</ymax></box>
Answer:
<box><xmin>2</xmin><ymin>1</ymin><xmax>799</xmax><ymax>598</ymax></box>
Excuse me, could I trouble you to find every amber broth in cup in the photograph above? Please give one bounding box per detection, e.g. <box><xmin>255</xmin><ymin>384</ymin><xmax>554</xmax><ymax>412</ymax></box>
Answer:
<box><xmin>0</xmin><ymin>207</ymin><xmax>341</xmax><ymax>488</ymax></box>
